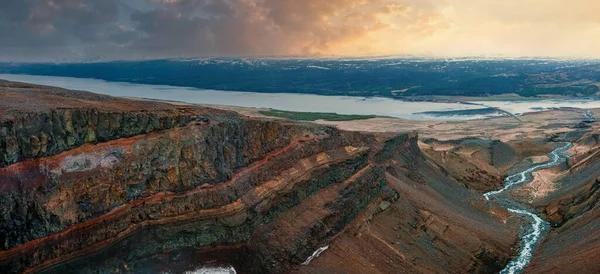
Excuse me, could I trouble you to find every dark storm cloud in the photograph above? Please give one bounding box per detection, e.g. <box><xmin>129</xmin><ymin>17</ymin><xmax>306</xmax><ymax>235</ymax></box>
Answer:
<box><xmin>128</xmin><ymin>6</ymin><xmax>264</xmax><ymax>56</ymax></box>
<box><xmin>1</xmin><ymin>0</ymin><xmax>400</xmax><ymax>61</ymax></box>
<box><xmin>150</xmin><ymin>0</ymin><xmax>235</xmax><ymax>16</ymax></box>
<box><xmin>0</xmin><ymin>0</ymin><xmax>131</xmax><ymax>61</ymax></box>
<box><xmin>127</xmin><ymin>0</ymin><xmax>383</xmax><ymax>57</ymax></box>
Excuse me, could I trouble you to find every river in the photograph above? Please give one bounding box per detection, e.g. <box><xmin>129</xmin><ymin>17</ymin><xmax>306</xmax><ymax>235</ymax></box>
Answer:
<box><xmin>484</xmin><ymin>142</ymin><xmax>572</xmax><ymax>274</ymax></box>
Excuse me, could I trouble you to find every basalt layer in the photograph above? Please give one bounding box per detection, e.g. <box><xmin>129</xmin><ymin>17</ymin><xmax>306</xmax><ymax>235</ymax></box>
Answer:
<box><xmin>0</xmin><ymin>81</ymin><xmax>518</xmax><ymax>273</ymax></box>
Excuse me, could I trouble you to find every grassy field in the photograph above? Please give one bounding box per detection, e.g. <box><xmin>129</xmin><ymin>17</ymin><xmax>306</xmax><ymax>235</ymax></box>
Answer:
<box><xmin>258</xmin><ymin>109</ymin><xmax>376</xmax><ymax>121</ymax></box>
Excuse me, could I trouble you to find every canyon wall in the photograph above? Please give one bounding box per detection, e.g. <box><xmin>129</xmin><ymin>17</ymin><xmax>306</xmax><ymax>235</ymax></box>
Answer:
<box><xmin>527</xmin><ymin>133</ymin><xmax>600</xmax><ymax>273</ymax></box>
<box><xmin>0</xmin><ymin>82</ymin><xmax>517</xmax><ymax>273</ymax></box>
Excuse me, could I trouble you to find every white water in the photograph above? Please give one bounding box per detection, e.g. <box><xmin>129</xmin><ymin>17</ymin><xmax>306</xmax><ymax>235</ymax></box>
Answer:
<box><xmin>301</xmin><ymin>246</ymin><xmax>329</xmax><ymax>265</ymax></box>
<box><xmin>3</xmin><ymin>74</ymin><xmax>600</xmax><ymax>121</ymax></box>
<box><xmin>182</xmin><ymin>266</ymin><xmax>237</xmax><ymax>274</ymax></box>
<box><xmin>484</xmin><ymin>143</ymin><xmax>573</xmax><ymax>200</ymax></box>
<box><xmin>484</xmin><ymin>143</ymin><xmax>572</xmax><ymax>274</ymax></box>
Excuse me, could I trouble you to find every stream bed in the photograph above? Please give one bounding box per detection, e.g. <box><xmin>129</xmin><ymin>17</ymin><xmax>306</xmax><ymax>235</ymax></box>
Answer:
<box><xmin>484</xmin><ymin>142</ymin><xmax>572</xmax><ymax>274</ymax></box>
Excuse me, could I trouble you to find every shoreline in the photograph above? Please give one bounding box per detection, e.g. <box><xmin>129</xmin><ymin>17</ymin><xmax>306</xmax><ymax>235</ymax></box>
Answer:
<box><xmin>1</xmin><ymin>74</ymin><xmax>600</xmax><ymax>123</ymax></box>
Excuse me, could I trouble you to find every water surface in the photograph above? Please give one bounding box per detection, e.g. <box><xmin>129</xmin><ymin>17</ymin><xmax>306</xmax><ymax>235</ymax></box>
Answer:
<box><xmin>3</xmin><ymin>74</ymin><xmax>600</xmax><ymax>121</ymax></box>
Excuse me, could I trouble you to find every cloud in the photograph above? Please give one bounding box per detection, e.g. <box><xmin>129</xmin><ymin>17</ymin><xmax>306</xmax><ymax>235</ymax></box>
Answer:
<box><xmin>126</xmin><ymin>0</ymin><xmax>398</xmax><ymax>57</ymax></box>
<box><xmin>0</xmin><ymin>0</ymin><xmax>599</xmax><ymax>61</ymax></box>
<box><xmin>0</xmin><ymin>0</ymin><xmax>130</xmax><ymax>60</ymax></box>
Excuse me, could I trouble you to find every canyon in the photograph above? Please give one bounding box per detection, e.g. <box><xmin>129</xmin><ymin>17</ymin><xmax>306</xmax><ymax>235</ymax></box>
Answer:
<box><xmin>1</xmin><ymin>80</ymin><xmax>600</xmax><ymax>273</ymax></box>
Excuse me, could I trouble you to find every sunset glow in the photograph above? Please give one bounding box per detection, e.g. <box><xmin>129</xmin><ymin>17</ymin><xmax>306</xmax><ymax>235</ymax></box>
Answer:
<box><xmin>1</xmin><ymin>0</ymin><xmax>600</xmax><ymax>61</ymax></box>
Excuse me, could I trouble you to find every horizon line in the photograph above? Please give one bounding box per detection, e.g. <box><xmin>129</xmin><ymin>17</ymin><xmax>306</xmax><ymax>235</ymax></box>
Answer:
<box><xmin>3</xmin><ymin>54</ymin><xmax>600</xmax><ymax>64</ymax></box>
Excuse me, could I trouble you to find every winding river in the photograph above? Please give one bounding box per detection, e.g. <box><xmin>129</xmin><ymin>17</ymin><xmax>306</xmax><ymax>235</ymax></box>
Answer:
<box><xmin>484</xmin><ymin>142</ymin><xmax>572</xmax><ymax>274</ymax></box>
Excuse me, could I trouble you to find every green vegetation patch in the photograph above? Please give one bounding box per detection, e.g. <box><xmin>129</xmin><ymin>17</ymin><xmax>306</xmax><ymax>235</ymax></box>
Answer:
<box><xmin>259</xmin><ymin>109</ymin><xmax>376</xmax><ymax>121</ymax></box>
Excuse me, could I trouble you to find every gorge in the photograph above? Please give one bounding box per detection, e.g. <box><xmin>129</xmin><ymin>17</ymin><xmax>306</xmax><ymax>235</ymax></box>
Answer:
<box><xmin>484</xmin><ymin>143</ymin><xmax>572</xmax><ymax>273</ymax></box>
<box><xmin>1</xmin><ymin>80</ymin><xmax>600</xmax><ymax>273</ymax></box>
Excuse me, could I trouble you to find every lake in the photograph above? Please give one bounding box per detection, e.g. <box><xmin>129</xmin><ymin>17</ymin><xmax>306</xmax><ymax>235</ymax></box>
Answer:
<box><xmin>1</xmin><ymin>74</ymin><xmax>599</xmax><ymax>120</ymax></box>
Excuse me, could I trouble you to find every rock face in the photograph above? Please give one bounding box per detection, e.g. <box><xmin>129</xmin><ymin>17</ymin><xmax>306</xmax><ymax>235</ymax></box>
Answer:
<box><xmin>0</xmin><ymin>82</ymin><xmax>517</xmax><ymax>273</ymax></box>
<box><xmin>527</xmin><ymin>133</ymin><xmax>600</xmax><ymax>273</ymax></box>
<box><xmin>295</xmin><ymin>135</ymin><xmax>518</xmax><ymax>274</ymax></box>
<box><xmin>543</xmin><ymin>178</ymin><xmax>600</xmax><ymax>226</ymax></box>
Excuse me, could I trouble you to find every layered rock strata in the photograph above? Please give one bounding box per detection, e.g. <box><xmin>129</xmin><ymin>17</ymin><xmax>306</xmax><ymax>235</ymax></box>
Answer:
<box><xmin>0</xmin><ymin>81</ymin><xmax>518</xmax><ymax>273</ymax></box>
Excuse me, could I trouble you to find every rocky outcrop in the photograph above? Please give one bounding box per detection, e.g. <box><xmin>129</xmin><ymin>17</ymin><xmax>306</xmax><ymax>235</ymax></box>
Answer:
<box><xmin>0</xmin><ymin>85</ymin><xmax>234</xmax><ymax>167</ymax></box>
<box><xmin>0</xmin><ymin>108</ymin><xmax>198</xmax><ymax>166</ymax></box>
<box><xmin>535</xmin><ymin>146</ymin><xmax>600</xmax><ymax>226</ymax></box>
<box><xmin>543</xmin><ymin>178</ymin><xmax>600</xmax><ymax>225</ymax></box>
<box><xmin>528</xmin><ymin>182</ymin><xmax>600</xmax><ymax>274</ymax></box>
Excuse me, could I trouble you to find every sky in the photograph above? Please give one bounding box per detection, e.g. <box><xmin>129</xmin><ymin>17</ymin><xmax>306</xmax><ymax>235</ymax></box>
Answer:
<box><xmin>1</xmin><ymin>0</ymin><xmax>599</xmax><ymax>61</ymax></box>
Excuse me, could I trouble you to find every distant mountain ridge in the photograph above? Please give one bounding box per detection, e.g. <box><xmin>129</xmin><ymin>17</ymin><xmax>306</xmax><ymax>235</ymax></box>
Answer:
<box><xmin>1</xmin><ymin>58</ymin><xmax>600</xmax><ymax>98</ymax></box>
